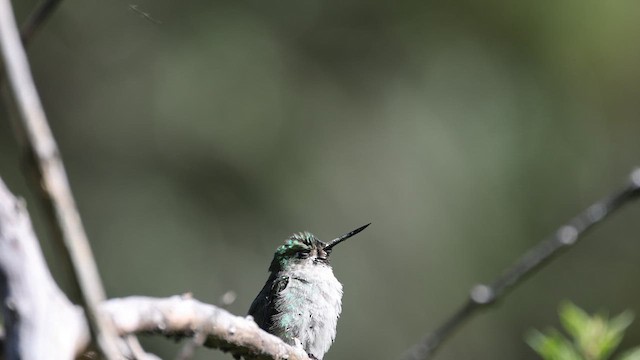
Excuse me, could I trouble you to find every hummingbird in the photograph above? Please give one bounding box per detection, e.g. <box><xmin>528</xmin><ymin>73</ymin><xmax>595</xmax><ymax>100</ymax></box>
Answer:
<box><xmin>248</xmin><ymin>223</ymin><xmax>370</xmax><ymax>360</ymax></box>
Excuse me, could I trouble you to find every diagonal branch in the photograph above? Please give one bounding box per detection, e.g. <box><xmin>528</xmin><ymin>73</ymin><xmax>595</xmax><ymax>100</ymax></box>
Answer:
<box><xmin>0</xmin><ymin>175</ymin><xmax>309</xmax><ymax>360</ymax></box>
<box><xmin>0</xmin><ymin>0</ymin><xmax>122</xmax><ymax>357</ymax></box>
<box><xmin>401</xmin><ymin>168</ymin><xmax>640</xmax><ymax>360</ymax></box>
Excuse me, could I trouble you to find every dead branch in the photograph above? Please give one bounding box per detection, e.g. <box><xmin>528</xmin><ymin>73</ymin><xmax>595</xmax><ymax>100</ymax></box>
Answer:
<box><xmin>0</xmin><ymin>178</ymin><xmax>89</xmax><ymax>359</ymax></box>
<box><xmin>0</xmin><ymin>176</ymin><xmax>309</xmax><ymax>360</ymax></box>
<box><xmin>0</xmin><ymin>0</ymin><xmax>122</xmax><ymax>357</ymax></box>
<box><xmin>401</xmin><ymin>169</ymin><xmax>640</xmax><ymax>360</ymax></box>
<box><xmin>102</xmin><ymin>296</ymin><xmax>310</xmax><ymax>360</ymax></box>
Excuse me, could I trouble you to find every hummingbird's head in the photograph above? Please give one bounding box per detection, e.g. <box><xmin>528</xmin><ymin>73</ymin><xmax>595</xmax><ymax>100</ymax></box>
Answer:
<box><xmin>268</xmin><ymin>223</ymin><xmax>370</xmax><ymax>272</ymax></box>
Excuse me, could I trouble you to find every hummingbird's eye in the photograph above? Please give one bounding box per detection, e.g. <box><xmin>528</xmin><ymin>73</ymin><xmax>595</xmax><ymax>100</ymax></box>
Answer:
<box><xmin>297</xmin><ymin>251</ymin><xmax>310</xmax><ymax>259</ymax></box>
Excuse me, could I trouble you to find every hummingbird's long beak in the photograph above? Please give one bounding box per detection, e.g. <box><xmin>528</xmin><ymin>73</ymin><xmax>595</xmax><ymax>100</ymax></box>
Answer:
<box><xmin>323</xmin><ymin>223</ymin><xmax>371</xmax><ymax>251</ymax></box>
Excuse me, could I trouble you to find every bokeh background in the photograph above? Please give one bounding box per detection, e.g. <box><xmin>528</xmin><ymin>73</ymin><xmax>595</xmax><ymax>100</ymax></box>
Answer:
<box><xmin>2</xmin><ymin>0</ymin><xmax>640</xmax><ymax>359</ymax></box>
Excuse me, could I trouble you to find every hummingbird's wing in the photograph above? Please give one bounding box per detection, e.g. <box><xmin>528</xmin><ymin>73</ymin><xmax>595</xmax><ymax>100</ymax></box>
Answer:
<box><xmin>248</xmin><ymin>273</ymin><xmax>289</xmax><ymax>331</ymax></box>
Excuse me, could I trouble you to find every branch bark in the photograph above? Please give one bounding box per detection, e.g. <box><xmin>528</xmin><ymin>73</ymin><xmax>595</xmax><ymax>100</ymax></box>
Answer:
<box><xmin>0</xmin><ymin>0</ymin><xmax>121</xmax><ymax>357</ymax></box>
<box><xmin>0</xmin><ymin>176</ymin><xmax>309</xmax><ymax>360</ymax></box>
<box><xmin>102</xmin><ymin>296</ymin><xmax>311</xmax><ymax>360</ymax></box>
<box><xmin>400</xmin><ymin>168</ymin><xmax>640</xmax><ymax>360</ymax></box>
<box><xmin>0</xmin><ymin>178</ymin><xmax>89</xmax><ymax>359</ymax></box>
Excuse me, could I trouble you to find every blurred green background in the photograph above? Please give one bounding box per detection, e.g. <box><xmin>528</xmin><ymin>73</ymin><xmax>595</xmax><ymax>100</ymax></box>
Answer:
<box><xmin>2</xmin><ymin>0</ymin><xmax>640</xmax><ymax>359</ymax></box>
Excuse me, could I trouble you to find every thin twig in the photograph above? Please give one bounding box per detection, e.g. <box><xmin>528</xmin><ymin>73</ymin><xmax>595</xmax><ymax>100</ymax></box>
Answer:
<box><xmin>0</xmin><ymin>0</ymin><xmax>122</xmax><ymax>358</ymax></box>
<box><xmin>20</xmin><ymin>0</ymin><xmax>63</xmax><ymax>45</ymax></box>
<box><xmin>401</xmin><ymin>169</ymin><xmax>640</xmax><ymax>360</ymax></box>
<box><xmin>175</xmin><ymin>330</ymin><xmax>207</xmax><ymax>360</ymax></box>
<box><xmin>128</xmin><ymin>4</ymin><xmax>162</xmax><ymax>25</ymax></box>
<box><xmin>125</xmin><ymin>335</ymin><xmax>162</xmax><ymax>360</ymax></box>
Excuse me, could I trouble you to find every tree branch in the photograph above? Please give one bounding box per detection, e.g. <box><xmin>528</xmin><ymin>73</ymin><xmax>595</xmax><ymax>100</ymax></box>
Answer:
<box><xmin>0</xmin><ymin>1</ymin><xmax>311</xmax><ymax>358</ymax></box>
<box><xmin>0</xmin><ymin>0</ymin><xmax>121</xmax><ymax>357</ymax></box>
<box><xmin>401</xmin><ymin>168</ymin><xmax>640</xmax><ymax>360</ymax></box>
<box><xmin>0</xmin><ymin>178</ymin><xmax>89</xmax><ymax>359</ymax></box>
<box><xmin>102</xmin><ymin>296</ymin><xmax>311</xmax><ymax>360</ymax></box>
<box><xmin>0</xmin><ymin>175</ymin><xmax>310</xmax><ymax>360</ymax></box>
